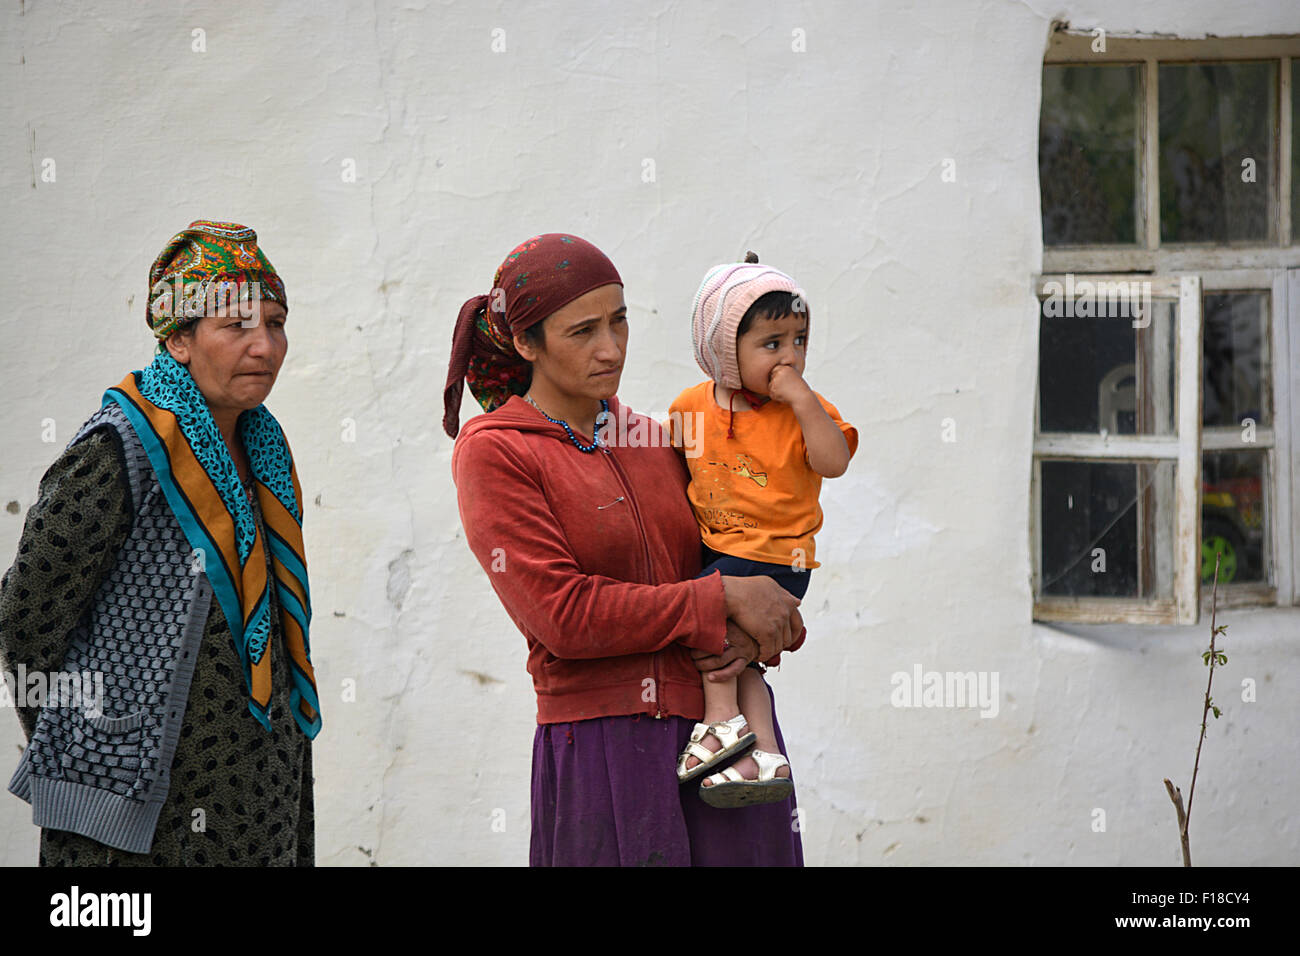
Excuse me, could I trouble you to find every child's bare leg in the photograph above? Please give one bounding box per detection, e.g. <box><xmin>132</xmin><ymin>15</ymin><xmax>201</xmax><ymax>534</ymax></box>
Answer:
<box><xmin>701</xmin><ymin>666</ymin><xmax>789</xmax><ymax>786</ymax></box>
<box><xmin>702</xmin><ymin>671</ymin><xmax>739</xmax><ymax>724</ymax></box>
<box><xmin>683</xmin><ymin>673</ymin><xmax>742</xmax><ymax>773</ymax></box>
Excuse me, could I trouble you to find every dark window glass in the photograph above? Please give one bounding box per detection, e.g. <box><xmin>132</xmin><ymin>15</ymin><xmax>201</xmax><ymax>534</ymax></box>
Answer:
<box><xmin>1159</xmin><ymin>61</ymin><xmax>1275</xmax><ymax>243</ymax></box>
<box><xmin>1040</xmin><ymin>65</ymin><xmax>1140</xmax><ymax>245</ymax></box>
<box><xmin>1039</xmin><ymin>292</ymin><xmax>1175</xmax><ymax>434</ymax></box>
<box><xmin>1202</xmin><ymin>451</ymin><xmax>1268</xmax><ymax>585</ymax></box>
<box><xmin>1040</xmin><ymin>461</ymin><xmax>1176</xmax><ymax>598</ymax></box>
<box><xmin>1203</xmin><ymin>291</ymin><xmax>1269</xmax><ymax>428</ymax></box>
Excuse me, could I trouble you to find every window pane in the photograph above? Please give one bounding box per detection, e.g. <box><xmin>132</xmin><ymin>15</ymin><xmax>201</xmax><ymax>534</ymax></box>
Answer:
<box><xmin>1040</xmin><ymin>460</ymin><xmax>1177</xmax><ymax>599</ymax></box>
<box><xmin>1203</xmin><ymin>291</ymin><xmax>1270</xmax><ymax>428</ymax></box>
<box><xmin>1159</xmin><ymin>61</ymin><xmax>1276</xmax><ymax>243</ymax></box>
<box><xmin>1040</xmin><ymin>64</ymin><xmax>1140</xmax><ymax>245</ymax></box>
<box><xmin>1202</xmin><ymin>451</ymin><xmax>1268</xmax><ymax>585</ymax></box>
<box><xmin>1038</xmin><ymin>291</ymin><xmax>1176</xmax><ymax>434</ymax></box>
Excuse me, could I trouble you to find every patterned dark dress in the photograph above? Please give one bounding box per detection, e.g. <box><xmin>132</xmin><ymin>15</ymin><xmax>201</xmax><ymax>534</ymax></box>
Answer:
<box><xmin>0</xmin><ymin>428</ymin><xmax>314</xmax><ymax>866</ymax></box>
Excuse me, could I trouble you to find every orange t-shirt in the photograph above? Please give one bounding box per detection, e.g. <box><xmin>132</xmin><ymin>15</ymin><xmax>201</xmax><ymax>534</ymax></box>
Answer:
<box><xmin>665</xmin><ymin>381</ymin><xmax>859</xmax><ymax>570</ymax></box>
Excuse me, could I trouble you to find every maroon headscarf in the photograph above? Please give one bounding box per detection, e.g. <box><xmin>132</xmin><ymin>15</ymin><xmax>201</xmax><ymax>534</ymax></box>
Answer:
<box><xmin>443</xmin><ymin>233</ymin><xmax>624</xmax><ymax>439</ymax></box>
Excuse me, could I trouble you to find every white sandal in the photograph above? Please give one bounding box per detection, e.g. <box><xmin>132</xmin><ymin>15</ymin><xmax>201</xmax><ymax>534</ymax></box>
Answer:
<box><xmin>675</xmin><ymin>714</ymin><xmax>757</xmax><ymax>784</ymax></box>
<box><xmin>698</xmin><ymin>750</ymin><xmax>793</xmax><ymax>808</ymax></box>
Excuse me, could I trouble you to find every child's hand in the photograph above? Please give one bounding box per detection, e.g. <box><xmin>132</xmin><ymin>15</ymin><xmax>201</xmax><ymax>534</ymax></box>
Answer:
<box><xmin>768</xmin><ymin>364</ymin><xmax>813</xmax><ymax>406</ymax></box>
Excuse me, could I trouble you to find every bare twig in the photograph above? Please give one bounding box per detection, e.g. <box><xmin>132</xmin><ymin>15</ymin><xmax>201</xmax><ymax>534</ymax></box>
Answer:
<box><xmin>1186</xmin><ymin>556</ymin><xmax>1225</xmax><ymax>838</ymax></box>
<box><xmin>1164</xmin><ymin>551</ymin><xmax>1228</xmax><ymax>867</ymax></box>
<box><xmin>1162</xmin><ymin>778</ymin><xmax>1190</xmax><ymax>866</ymax></box>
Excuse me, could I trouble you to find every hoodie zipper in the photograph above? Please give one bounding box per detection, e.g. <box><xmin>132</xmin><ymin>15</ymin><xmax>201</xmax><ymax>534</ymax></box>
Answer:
<box><xmin>518</xmin><ymin>400</ymin><xmax>666</xmax><ymax>721</ymax></box>
<box><xmin>603</xmin><ymin>443</ymin><xmax>665</xmax><ymax>719</ymax></box>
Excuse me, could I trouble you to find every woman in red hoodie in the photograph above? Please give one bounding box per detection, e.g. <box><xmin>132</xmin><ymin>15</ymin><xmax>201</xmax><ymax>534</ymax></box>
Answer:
<box><xmin>443</xmin><ymin>233</ymin><xmax>806</xmax><ymax>866</ymax></box>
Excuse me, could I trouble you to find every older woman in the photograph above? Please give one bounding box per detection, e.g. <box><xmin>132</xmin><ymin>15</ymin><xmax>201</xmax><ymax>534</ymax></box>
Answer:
<box><xmin>445</xmin><ymin>233</ymin><xmax>806</xmax><ymax>866</ymax></box>
<box><xmin>0</xmin><ymin>220</ymin><xmax>321</xmax><ymax>866</ymax></box>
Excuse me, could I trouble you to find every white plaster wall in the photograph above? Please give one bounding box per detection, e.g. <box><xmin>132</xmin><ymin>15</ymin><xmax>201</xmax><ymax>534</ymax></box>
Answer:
<box><xmin>1</xmin><ymin>0</ymin><xmax>1297</xmax><ymax>866</ymax></box>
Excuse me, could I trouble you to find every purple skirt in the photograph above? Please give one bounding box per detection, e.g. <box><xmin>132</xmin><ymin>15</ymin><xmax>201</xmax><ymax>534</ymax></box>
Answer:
<box><xmin>530</xmin><ymin>677</ymin><xmax>804</xmax><ymax>866</ymax></box>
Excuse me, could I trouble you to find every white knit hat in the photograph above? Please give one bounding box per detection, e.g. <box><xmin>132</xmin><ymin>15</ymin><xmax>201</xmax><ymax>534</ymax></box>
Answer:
<box><xmin>690</xmin><ymin>253</ymin><xmax>808</xmax><ymax>390</ymax></box>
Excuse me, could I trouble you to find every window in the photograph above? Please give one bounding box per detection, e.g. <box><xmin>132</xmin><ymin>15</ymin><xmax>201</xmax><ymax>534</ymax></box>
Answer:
<box><xmin>1033</xmin><ymin>27</ymin><xmax>1300</xmax><ymax>624</ymax></box>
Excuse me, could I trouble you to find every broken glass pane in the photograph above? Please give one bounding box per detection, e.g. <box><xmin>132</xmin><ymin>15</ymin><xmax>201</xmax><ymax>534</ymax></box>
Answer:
<box><xmin>1039</xmin><ymin>291</ymin><xmax>1176</xmax><ymax>434</ymax></box>
<box><xmin>1159</xmin><ymin>61</ymin><xmax>1275</xmax><ymax>243</ymax></box>
<box><xmin>1040</xmin><ymin>460</ymin><xmax>1177</xmax><ymax>599</ymax></box>
<box><xmin>1040</xmin><ymin>64</ymin><xmax>1140</xmax><ymax>246</ymax></box>
<box><xmin>1202</xmin><ymin>450</ymin><xmax>1268</xmax><ymax>585</ymax></box>
<box><xmin>1203</xmin><ymin>291</ymin><xmax>1269</xmax><ymax>428</ymax></box>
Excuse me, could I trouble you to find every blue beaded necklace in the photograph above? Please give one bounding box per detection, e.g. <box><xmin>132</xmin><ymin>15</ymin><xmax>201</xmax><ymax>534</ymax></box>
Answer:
<box><xmin>525</xmin><ymin>394</ymin><xmax>610</xmax><ymax>453</ymax></box>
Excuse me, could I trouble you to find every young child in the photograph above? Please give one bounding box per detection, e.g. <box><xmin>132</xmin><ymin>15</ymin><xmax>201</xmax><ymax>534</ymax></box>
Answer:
<box><xmin>668</xmin><ymin>252</ymin><xmax>858</xmax><ymax>808</ymax></box>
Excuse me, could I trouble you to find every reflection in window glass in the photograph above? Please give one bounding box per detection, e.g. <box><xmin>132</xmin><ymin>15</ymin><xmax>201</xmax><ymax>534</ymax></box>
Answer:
<box><xmin>1203</xmin><ymin>292</ymin><xmax>1269</xmax><ymax>428</ymax></box>
<box><xmin>1038</xmin><ymin>294</ymin><xmax>1175</xmax><ymax>434</ymax></box>
<box><xmin>1202</xmin><ymin>451</ymin><xmax>1268</xmax><ymax>585</ymax></box>
<box><xmin>1159</xmin><ymin>61</ymin><xmax>1275</xmax><ymax>243</ymax></box>
<box><xmin>1040</xmin><ymin>65</ymin><xmax>1140</xmax><ymax>245</ymax></box>
<box><xmin>1040</xmin><ymin>461</ymin><xmax>1176</xmax><ymax>598</ymax></box>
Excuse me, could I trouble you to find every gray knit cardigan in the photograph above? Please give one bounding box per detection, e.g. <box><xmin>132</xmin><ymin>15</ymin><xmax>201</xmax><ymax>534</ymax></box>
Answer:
<box><xmin>7</xmin><ymin>402</ymin><xmax>212</xmax><ymax>854</ymax></box>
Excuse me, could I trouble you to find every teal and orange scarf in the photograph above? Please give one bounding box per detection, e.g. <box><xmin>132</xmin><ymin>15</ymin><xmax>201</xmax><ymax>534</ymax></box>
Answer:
<box><xmin>104</xmin><ymin>351</ymin><xmax>321</xmax><ymax>738</ymax></box>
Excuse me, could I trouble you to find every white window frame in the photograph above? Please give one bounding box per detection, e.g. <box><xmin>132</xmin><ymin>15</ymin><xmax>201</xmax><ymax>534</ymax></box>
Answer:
<box><xmin>1032</xmin><ymin>274</ymin><xmax>1202</xmax><ymax>625</ymax></box>
<box><xmin>1034</xmin><ymin>30</ymin><xmax>1300</xmax><ymax>623</ymax></box>
<box><xmin>1042</xmin><ymin>30</ymin><xmax>1299</xmax><ymax>273</ymax></box>
<box><xmin>1194</xmin><ymin>269</ymin><xmax>1296</xmax><ymax>611</ymax></box>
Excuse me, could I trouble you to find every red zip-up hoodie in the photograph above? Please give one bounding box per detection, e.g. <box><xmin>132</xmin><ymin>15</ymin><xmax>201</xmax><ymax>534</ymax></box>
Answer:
<box><xmin>451</xmin><ymin>393</ymin><xmax>734</xmax><ymax>724</ymax></box>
